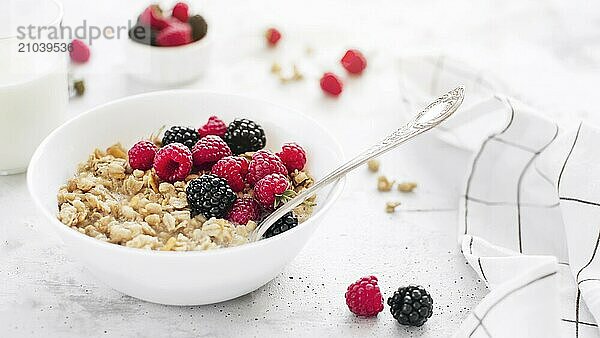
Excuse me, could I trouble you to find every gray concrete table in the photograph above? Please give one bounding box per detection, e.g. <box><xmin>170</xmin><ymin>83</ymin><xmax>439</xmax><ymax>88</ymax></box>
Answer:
<box><xmin>2</xmin><ymin>0</ymin><xmax>600</xmax><ymax>336</ymax></box>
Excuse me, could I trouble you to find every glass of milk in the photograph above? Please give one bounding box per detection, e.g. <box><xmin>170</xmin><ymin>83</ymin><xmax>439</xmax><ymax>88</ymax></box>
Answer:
<box><xmin>0</xmin><ymin>0</ymin><xmax>67</xmax><ymax>175</ymax></box>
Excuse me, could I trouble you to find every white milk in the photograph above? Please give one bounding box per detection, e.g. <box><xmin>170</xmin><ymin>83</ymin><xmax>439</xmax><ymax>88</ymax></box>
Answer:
<box><xmin>0</xmin><ymin>0</ymin><xmax>67</xmax><ymax>175</ymax></box>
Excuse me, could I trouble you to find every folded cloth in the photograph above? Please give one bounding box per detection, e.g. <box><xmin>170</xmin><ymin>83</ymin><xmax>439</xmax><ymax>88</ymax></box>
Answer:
<box><xmin>453</xmin><ymin>96</ymin><xmax>600</xmax><ymax>337</ymax></box>
<box><xmin>400</xmin><ymin>56</ymin><xmax>600</xmax><ymax>337</ymax></box>
<box><xmin>458</xmin><ymin>236</ymin><xmax>560</xmax><ymax>337</ymax></box>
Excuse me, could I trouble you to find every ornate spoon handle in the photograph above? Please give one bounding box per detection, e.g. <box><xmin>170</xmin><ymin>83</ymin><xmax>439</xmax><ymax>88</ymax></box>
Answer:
<box><xmin>250</xmin><ymin>86</ymin><xmax>465</xmax><ymax>241</ymax></box>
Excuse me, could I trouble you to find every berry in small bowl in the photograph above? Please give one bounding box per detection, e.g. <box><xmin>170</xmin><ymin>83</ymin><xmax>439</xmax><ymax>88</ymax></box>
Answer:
<box><xmin>126</xmin><ymin>2</ymin><xmax>211</xmax><ymax>86</ymax></box>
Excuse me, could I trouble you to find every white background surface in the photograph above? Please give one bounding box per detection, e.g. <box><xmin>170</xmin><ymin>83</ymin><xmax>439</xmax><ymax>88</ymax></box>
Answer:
<box><xmin>2</xmin><ymin>0</ymin><xmax>600</xmax><ymax>336</ymax></box>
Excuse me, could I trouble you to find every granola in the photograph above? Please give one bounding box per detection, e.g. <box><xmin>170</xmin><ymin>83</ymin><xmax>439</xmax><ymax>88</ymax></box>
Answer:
<box><xmin>57</xmin><ymin>144</ymin><xmax>315</xmax><ymax>251</ymax></box>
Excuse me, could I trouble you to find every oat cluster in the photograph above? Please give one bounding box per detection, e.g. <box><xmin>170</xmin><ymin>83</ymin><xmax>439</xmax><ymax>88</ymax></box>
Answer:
<box><xmin>366</xmin><ymin>159</ymin><xmax>418</xmax><ymax>214</ymax></box>
<box><xmin>56</xmin><ymin>144</ymin><xmax>315</xmax><ymax>251</ymax></box>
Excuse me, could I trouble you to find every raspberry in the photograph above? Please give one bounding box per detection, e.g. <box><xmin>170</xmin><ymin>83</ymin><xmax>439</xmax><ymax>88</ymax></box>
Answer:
<box><xmin>128</xmin><ymin>140</ymin><xmax>158</xmax><ymax>171</ymax></box>
<box><xmin>320</xmin><ymin>72</ymin><xmax>343</xmax><ymax>96</ymax></box>
<box><xmin>277</xmin><ymin>142</ymin><xmax>306</xmax><ymax>173</ymax></box>
<box><xmin>153</xmin><ymin>143</ymin><xmax>193</xmax><ymax>182</ymax></box>
<box><xmin>388</xmin><ymin>285</ymin><xmax>433</xmax><ymax>326</ymax></box>
<box><xmin>341</xmin><ymin>49</ymin><xmax>367</xmax><ymax>75</ymax></box>
<box><xmin>172</xmin><ymin>2</ymin><xmax>189</xmax><ymax>22</ymax></box>
<box><xmin>69</xmin><ymin>39</ymin><xmax>90</xmax><ymax>63</ymax></box>
<box><xmin>186</xmin><ymin>174</ymin><xmax>236</xmax><ymax>218</ymax></box>
<box><xmin>264</xmin><ymin>212</ymin><xmax>298</xmax><ymax>238</ymax></box>
<box><xmin>192</xmin><ymin>135</ymin><xmax>232</xmax><ymax>170</ymax></box>
<box><xmin>162</xmin><ymin>126</ymin><xmax>199</xmax><ymax>150</ymax></box>
<box><xmin>265</xmin><ymin>28</ymin><xmax>281</xmax><ymax>46</ymax></box>
<box><xmin>223</xmin><ymin>118</ymin><xmax>267</xmax><ymax>155</ymax></box>
<box><xmin>189</xmin><ymin>15</ymin><xmax>208</xmax><ymax>41</ymax></box>
<box><xmin>254</xmin><ymin>173</ymin><xmax>291</xmax><ymax>209</ymax></box>
<box><xmin>156</xmin><ymin>23</ymin><xmax>192</xmax><ymax>47</ymax></box>
<box><xmin>139</xmin><ymin>5</ymin><xmax>170</xmax><ymax>31</ymax></box>
<box><xmin>247</xmin><ymin>150</ymin><xmax>287</xmax><ymax>186</ymax></box>
<box><xmin>198</xmin><ymin>116</ymin><xmax>227</xmax><ymax>139</ymax></box>
<box><xmin>211</xmin><ymin>156</ymin><xmax>249</xmax><ymax>192</ymax></box>
<box><xmin>226</xmin><ymin>198</ymin><xmax>260</xmax><ymax>225</ymax></box>
<box><xmin>345</xmin><ymin>276</ymin><xmax>384</xmax><ymax>317</ymax></box>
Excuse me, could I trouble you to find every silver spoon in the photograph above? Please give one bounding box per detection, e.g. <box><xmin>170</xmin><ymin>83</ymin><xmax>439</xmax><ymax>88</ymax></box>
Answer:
<box><xmin>250</xmin><ymin>86</ymin><xmax>465</xmax><ymax>242</ymax></box>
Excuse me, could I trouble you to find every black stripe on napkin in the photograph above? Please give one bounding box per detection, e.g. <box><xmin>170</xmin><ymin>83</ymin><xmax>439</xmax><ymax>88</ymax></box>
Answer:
<box><xmin>516</xmin><ymin>124</ymin><xmax>559</xmax><ymax>253</ymax></box>
<box><xmin>464</xmin><ymin>97</ymin><xmax>515</xmax><ymax>235</ymax></box>
<box><xmin>557</xmin><ymin>122</ymin><xmax>583</xmax><ymax>194</ymax></box>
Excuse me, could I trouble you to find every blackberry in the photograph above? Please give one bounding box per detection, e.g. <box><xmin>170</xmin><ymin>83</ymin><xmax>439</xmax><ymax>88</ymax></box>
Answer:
<box><xmin>162</xmin><ymin>126</ymin><xmax>200</xmax><ymax>150</ymax></box>
<box><xmin>186</xmin><ymin>174</ymin><xmax>236</xmax><ymax>219</ymax></box>
<box><xmin>264</xmin><ymin>212</ymin><xmax>298</xmax><ymax>238</ymax></box>
<box><xmin>387</xmin><ymin>285</ymin><xmax>433</xmax><ymax>327</ymax></box>
<box><xmin>223</xmin><ymin>119</ymin><xmax>266</xmax><ymax>155</ymax></box>
<box><xmin>189</xmin><ymin>15</ymin><xmax>208</xmax><ymax>41</ymax></box>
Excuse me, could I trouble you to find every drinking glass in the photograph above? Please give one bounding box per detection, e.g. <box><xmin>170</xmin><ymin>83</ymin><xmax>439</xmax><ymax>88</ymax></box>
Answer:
<box><xmin>0</xmin><ymin>0</ymin><xmax>68</xmax><ymax>175</ymax></box>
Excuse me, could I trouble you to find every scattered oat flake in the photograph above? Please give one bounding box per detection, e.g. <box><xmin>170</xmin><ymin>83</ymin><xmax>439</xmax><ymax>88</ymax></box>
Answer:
<box><xmin>377</xmin><ymin>176</ymin><xmax>394</xmax><ymax>192</ymax></box>
<box><xmin>385</xmin><ymin>201</ymin><xmax>401</xmax><ymax>213</ymax></box>
<box><xmin>398</xmin><ymin>182</ymin><xmax>417</xmax><ymax>193</ymax></box>
<box><xmin>271</xmin><ymin>62</ymin><xmax>282</xmax><ymax>74</ymax></box>
<box><xmin>367</xmin><ymin>159</ymin><xmax>380</xmax><ymax>172</ymax></box>
<box><xmin>73</xmin><ymin>79</ymin><xmax>85</xmax><ymax>96</ymax></box>
<box><xmin>292</xmin><ymin>65</ymin><xmax>303</xmax><ymax>80</ymax></box>
<box><xmin>276</xmin><ymin>64</ymin><xmax>304</xmax><ymax>84</ymax></box>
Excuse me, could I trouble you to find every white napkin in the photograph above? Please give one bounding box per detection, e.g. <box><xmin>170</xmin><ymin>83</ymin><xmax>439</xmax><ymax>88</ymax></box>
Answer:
<box><xmin>400</xmin><ymin>56</ymin><xmax>600</xmax><ymax>337</ymax></box>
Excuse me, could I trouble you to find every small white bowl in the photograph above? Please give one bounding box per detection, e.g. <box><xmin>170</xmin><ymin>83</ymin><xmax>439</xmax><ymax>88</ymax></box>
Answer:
<box><xmin>27</xmin><ymin>91</ymin><xmax>345</xmax><ymax>305</ymax></box>
<box><xmin>125</xmin><ymin>29</ymin><xmax>212</xmax><ymax>87</ymax></box>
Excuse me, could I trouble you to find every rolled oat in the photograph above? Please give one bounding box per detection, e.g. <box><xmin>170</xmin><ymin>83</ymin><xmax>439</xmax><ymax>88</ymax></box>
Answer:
<box><xmin>377</xmin><ymin>176</ymin><xmax>394</xmax><ymax>192</ymax></box>
<box><xmin>56</xmin><ymin>144</ymin><xmax>316</xmax><ymax>251</ymax></box>
<box><xmin>397</xmin><ymin>182</ymin><xmax>417</xmax><ymax>193</ymax></box>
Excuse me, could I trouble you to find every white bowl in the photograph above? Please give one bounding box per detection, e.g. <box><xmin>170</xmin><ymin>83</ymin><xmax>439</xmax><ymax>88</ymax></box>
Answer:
<box><xmin>27</xmin><ymin>91</ymin><xmax>345</xmax><ymax>305</ymax></box>
<box><xmin>125</xmin><ymin>30</ymin><xmax>212</xmax><ymax>87</ymax></box>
